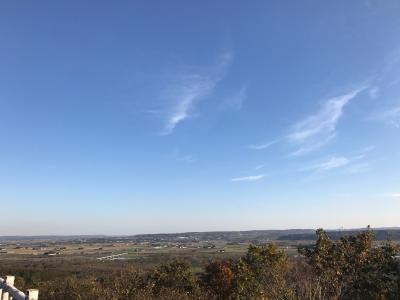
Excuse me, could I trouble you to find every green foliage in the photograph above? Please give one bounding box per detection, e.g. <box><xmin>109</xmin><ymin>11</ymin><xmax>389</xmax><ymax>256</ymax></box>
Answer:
<box><xmin>147</xmin><ymin>260</ymin><xmax>198</xmax><ymax>296</ymax></box>
<box><xmin>242</xmin><ymin>243</ymin><xmax>293</xmax><ymax>299</ymax></box>
<box><xmin>300</xmin><ymin>227</ymin><xmax>400</xmax><ymax>300</ymax></box>
<box><xmin>230</xmin><ymin>257</ymin><xmax>262</xmax><ymax>299</ymax></box>
<box><xmin>101</xmin><ymin>267</ymin><xmax>148</xmax><ymax>299</ymax></box>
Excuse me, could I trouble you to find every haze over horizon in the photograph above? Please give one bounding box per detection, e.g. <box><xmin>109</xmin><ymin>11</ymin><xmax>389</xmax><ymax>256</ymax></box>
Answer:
<box><xmin>1</xmin><ymin>1</ymin><xmax>400</xmax><ymax>235</ymax></box>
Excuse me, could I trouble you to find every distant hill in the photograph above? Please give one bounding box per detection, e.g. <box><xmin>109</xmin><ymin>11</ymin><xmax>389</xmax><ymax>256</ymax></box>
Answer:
<box><xmin>129</xmin><ymin>229</ymin><xmax>315</xmax><ymax>243</ymax></box>
<box><xmin>277</xmin><ymin>229</ymin><xmax>400</xmax><ymax>241</ymax></box>
<box><xmin>1</xmin><ymin>228</ymin><xmax>399</xmax><ymax>243</ymax></box>
<box><xmin>0</xmin><ymin>235</ymin><xmax>106</xmax><ymax>242</ymax></box>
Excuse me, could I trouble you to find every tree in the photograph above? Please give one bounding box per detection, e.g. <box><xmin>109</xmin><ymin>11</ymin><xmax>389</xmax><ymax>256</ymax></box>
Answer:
<box><xmin>230</xmin><ymin>257</ymin><xmax>262</xmax><ymax>300</ymax></box>
<box><xmin>299</xmin><ymin>228</ymin><xmax>343</xmax><ymax>299</ymax></box>
<box><xmin>201</xmin><ymin>260</ymin><xmax>234</xmax><ymax>299</ymax></box>
<box><xmin>300</xmin><ymin>227</ymin><xmax>400</xmax><ymax>300</ymax></box>
<box><xmin>243</xmin><ymin>243</ymin><xmax>293</xmax><ymax>299</ymax></box>
<box><xmin>147</xmin><ymin>260</ymin><xmax>198</xmax><ymax>296</ymax></box>
<box><xmin>226</xmin><ymin>243</ymin><xmax>294</xmax><ymax>299</ymax></box>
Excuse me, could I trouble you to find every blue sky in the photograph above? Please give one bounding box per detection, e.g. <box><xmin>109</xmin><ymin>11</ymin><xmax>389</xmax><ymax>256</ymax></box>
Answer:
<box><xmin>1</xmin><ymin>1</ymin><xmax>400</xmax><ymax>235</ymax></box>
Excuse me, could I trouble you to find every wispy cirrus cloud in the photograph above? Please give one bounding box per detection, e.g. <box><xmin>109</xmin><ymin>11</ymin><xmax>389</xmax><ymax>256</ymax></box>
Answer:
<box><xmin>248</xmin><ymin>88</ymin><xmax>366</xmax><ymax>155</ymax></box>
<box><xmin>223</xmin><ymin>86</ymin><xmax>247</xmax><ymax>111</ymax></box>
<box><xmin>231</xmin><ymin>174</ymin><xmax>265</xmax><ymax>182</ymax></box>
<box><xmin>287</xmin><ymin>87</ymin><xmax>366</xmax><ymax>155</ymax></box>
<box><xmin>305</xmin><ymin>152</ymin><xmax>367</xmax><ymax>172</ymax></box>
<box><xmin>344</xmin><ymin>162</ymin><xmax>371</xmax><ymax>174</ymax></box>
<box><xmin>384</xmin><ymin>193</ymin><xmax>400</xmax><ymax>199</ymax></box>
<box><xmin>307</xmin><ymin>156</ymin><xmax>351</xmax><ymax>171</ymax></box>
<box><xmin>162</xmin><ymin>51</ymin><xmax>233</xmax><ymax>135</ymax></box>
<box><xmin>248</xmin><ymin>140</ymin><xmax>278</xmax><ymax>150</ymax></box>
<box><xmin>373</xmin><ymin>106</ymin><xmax>400</xmax><ymax>128</ymax></box>
<box><xmin>368</xmin><ymin>86</ymin><xmax>379</xmax><ymax>99</ymax></box>
<box><xmin>172</xmin><ymin>148</ymin><xmax>197</xmax><ymax>163</ymax></box>
<box><xmin>289</xmin><ymin>133</ymin><xmax>336</xmax><ymax>157</ymax></box>
<box><xmin>360</xmin><ymin>145</ymin><xmax>376</xmax><ymax>153</ymax></box>
<box><xmin>340</xmin><ymin>146</ymin><xmax>375</xmax><ymax>174</ymax></box>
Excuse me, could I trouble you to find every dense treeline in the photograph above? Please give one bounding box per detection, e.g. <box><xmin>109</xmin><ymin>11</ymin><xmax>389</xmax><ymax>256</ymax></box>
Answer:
<box><xmin>278</xmin><ymin>229</ymin><xmax>400</xmax><ymax>241</ymax></box>
<box><xmin>5</xmin><ymin>228</ymin><xmax>400</xmax><ymax>299</ymax></box>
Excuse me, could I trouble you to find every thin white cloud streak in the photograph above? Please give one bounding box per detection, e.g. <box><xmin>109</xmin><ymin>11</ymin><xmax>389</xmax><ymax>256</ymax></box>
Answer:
<box><xmin>305</xmin><ymin>154</ymin><xmax>366</xmax><ymax>172</ymax></box>
<box><xmin>255</xmin><ymin>164</ymin><xmax>264</xmax><ymax>170</ymax></box>
<box><xmin>287</xmin><ymin>87</ymin><xmax>366</xmax><ymax>155</ymax></box>
<box><xmin>343</xmin><ymin>162</ymin><xmax>370</xmax><ymax>174</ymax></box>
<box><xmin>384</xmin><ymin>193</ymin><xmax>400</xmax><ymax>198</ymax></box>
<box><xmin>248</xmin><ymin>88</ymin><xmax>366</xmax><ymax>155</ymax></box>
<box><xmin>289</xmin><ymin>133</ymin><xmax>336</xmax><ymax>157</ymax></box>
<box><xmin>308</xmin><ymin>156</ymin><xmax>351</xmax><ymax>171</ymax></box>
<box><xmin>248</xmin><ymin>140</ymin><xmax>278</xmax><ymax>150</ymax></box>
<box><xmin>172</xmin><ymin>148</ymin><xmax>197</xmax><ymax>163</ymax></box>
<box><xmin>374</xmin><ymin>106</ymin><xmax>400</xmax><ymax>128</ymax></box>
<box><xmin>224</xmin><ymin>86</ymin><xmax>247</xmax><ymax>111</ymax></box>
<box><xmin>360</xmin><ymin>145</ymin><xmax>376</xmax><ymax>153</ymax></box>
<box><xmin>368</xmin><ymin>87</ymin><xmax>379</xmax><ymax>99</ymax></box>
<box><xmin>162</xmin><ymin>52</ymin><xmax>233</xmax><ymax>135</ymax></box>
<box><xmin>231</xmin><ymin>174</ymin><xmax>265</xmax><ymax>182</ymax></box>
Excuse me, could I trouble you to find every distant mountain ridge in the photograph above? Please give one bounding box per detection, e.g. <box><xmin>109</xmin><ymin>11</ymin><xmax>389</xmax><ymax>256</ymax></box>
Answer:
<box><xmin>1</xmin><ymin>227</ymin><xmax>399</xmax><ymax>242</ymax></box>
